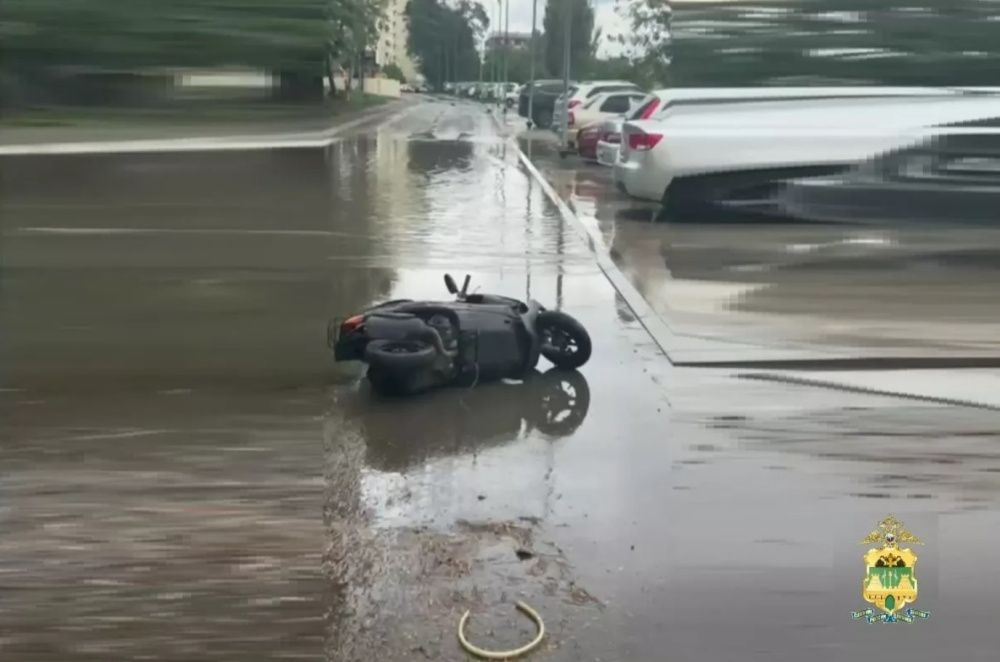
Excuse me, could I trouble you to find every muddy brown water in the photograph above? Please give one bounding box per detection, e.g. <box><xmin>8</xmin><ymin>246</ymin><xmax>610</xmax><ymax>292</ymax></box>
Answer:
<box><xmin>2</xmin><ymin>100</ymin><xmax>999</xmax><ymax>661</ymax></box>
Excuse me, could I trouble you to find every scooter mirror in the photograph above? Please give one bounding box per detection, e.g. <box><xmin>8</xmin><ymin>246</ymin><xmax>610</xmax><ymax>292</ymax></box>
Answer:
<box><xmin>444</xmin><ymin>274</ymin><xmax>458</xmax><ymax>294</ymax></box>
<box><xmin>460</xmin><ymin>275</ymin><xmax>471</xmax><ymax>297</ymax></box>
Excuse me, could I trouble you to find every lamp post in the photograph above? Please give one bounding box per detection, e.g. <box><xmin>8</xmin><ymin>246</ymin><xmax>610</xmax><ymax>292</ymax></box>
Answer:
<box><xmin>502</xmin><ymin>0</ymin><xmax>510</xmax><ymax>109</ymax></box>
<box><xmin>561</xmin><ymin>0</ymin><xmax>572</xmax><ymax>150</ymax></box>
<box><xmin>526</xmin><ymin>0</ymin><xmax>538</xmax><ymax>127</ymax></box>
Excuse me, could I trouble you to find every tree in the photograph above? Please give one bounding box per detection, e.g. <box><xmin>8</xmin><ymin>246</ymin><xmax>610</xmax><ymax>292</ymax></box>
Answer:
<box><xmin>382</xmin><ymin>63</ymin><xmax>406</xmax><ymax>82</ymax></box>
<box><xmin>542</xmin><ymin>0</ymin><xmax>595</xmax><ymax>81</ymax></box>
<box><xmin>0</xmin><ymin>0</ymin><xmax>387</xmax><ymax>106</ymax></box>
<box><xmin>406</xmin><ymin>0</ymin><xmax>486</xmax><ymax>88</ymax></box>
<box><xmin>617</xmin><ymin>0</ymin><xmax>1000</xmax><ymax>87</ymax></box>
<box><xmin>613</xmin><ymin>0</ymin><xmax>671</xmax><ymax>86</ymax></box>
<box><xmin>483</xmin><ymin>43</ymin><xmax>548</xmax><ymax>84</ymax></box>
<box><xmin>328</xmin><ymin>0</ymin><xmax>388</xmax><ymax>96</ymax></box>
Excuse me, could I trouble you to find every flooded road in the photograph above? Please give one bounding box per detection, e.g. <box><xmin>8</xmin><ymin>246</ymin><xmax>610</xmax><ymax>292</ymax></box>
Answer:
<box><xmin>2</xmin><ymin>99</ymin><xmax>999</xmax><ymax>661</ymax></box>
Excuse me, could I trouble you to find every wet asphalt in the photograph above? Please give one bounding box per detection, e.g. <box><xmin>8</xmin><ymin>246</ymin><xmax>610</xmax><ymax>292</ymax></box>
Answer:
<box><xmin>2</xmin><ymin>98</ymin><xmax>999</xmax><ymax>661</ymax></box>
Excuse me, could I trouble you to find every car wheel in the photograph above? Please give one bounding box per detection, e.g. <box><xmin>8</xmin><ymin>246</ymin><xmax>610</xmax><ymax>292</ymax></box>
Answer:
<box><xmin>534</xmin><ymin>108</ymin><xmax>553</xmax><ymax>129</ymax></box>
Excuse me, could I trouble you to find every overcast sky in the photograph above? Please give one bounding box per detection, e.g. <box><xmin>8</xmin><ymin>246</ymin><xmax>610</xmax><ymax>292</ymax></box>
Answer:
<box><xmin>482</xmin><ymin>0</ymin><xmax>629</xmax><ymax>58</ymax></box>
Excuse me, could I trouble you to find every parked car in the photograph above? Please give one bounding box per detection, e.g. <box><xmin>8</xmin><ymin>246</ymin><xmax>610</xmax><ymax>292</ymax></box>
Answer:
<box><xmin>777</xmin><ymin>125</ymin><xmax>1000</xmax><ymax>225</ymax></box>
<box><xmin>615</xmin><ymin>93</ymin><xmax>1000</xmax><ymax>215</ymax></box>
<box><xmin>517</xmin><ymin>79</ymin><xmax>577</xmax><ymax>128</ymax></box>
<box><xmin>551</xmin><ymin>80</ymin><xmax>641</xmax><ymax>133</ymax></box>
<box><xmin>561</xmin><ymin>90</ymin><xmax>648</xmax><ymax>143</ymax></box>
<box><xmin>504</xmin><ymin>83</ymin><xmax>521</xmax><ymax>108</ymax></box>
<box><xmin>595</xmin><ymin>87</ymin><xmax>987</xmax><ymax>172</ymax></box>
<box><xmin>576</xmin><ymin>123</ymin><xmax>604</xmax><ymax>162</ymax></box>
<box><xmin>594</xmin><ymin>94</ymin><xmax>667</xmax><ymax>167</ymax></box>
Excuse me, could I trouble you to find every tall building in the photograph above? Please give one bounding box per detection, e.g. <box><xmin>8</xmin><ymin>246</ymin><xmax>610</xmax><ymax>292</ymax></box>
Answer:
<box><xmin>375</xmin><ymin>0</ymin><xmax>420</xmax><ymax>82</ymax></box>
<box><xmin>486</xmin><ymin>32</ymin><xmax>532</xmax><ymax>51</ymax></box>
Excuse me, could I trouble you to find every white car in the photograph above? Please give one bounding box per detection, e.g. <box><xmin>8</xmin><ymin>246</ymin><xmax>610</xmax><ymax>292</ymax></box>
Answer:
<box><xmin>615</xmin><ymin>93</ymin><xmax>1000</xmax><ymax>205</ymax></box>
<box><xmin>552</xmin><ymin>80</ymin><xmax>641</xmax><ymax>133</ymax></box>
<box><xmin>504</xmin><ymin>83</ymin><xmax>521</xmax><ymax>108</ymax></box>
<box><xmin>563</xmin><ymin>90</ymin><xmax>648</xmax><ymax>147</ymax></box>
<box><xmin>593</xmin><ymin>87</ymin><xmax>976</xmax><ymax>172</ymax></box>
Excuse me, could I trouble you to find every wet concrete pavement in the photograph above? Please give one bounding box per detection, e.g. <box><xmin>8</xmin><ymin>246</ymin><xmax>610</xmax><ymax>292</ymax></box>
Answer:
<box><xmin>516</xmin><ymin>124</ymin><xmax>1000</xmax><ymax>363</ymax></box>
<box><xmin>2</xmin><ymin>98</ymin><xmax>999</xmax><ymax>661</ymax></box>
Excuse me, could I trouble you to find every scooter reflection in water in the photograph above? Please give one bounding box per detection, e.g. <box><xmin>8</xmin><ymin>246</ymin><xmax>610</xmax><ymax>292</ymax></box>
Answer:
<box><xmin>343</xmin><ymin>368</ymin><xmax>591</xmax><ymax>474</ymax></box>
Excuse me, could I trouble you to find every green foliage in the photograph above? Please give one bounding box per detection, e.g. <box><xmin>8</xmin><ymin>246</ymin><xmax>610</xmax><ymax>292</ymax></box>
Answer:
<box><xmin>585</xmin><ymin>56</ymin><xmax>657</xmax><ymax>89</ymax></box>
<box><xmin>381</xmin><ymin>63</ymin><xmax>406</xmax><ymax>82</ymax></box>
<box><xmin>328</xmin><ymin>0</ymin><xmax>387</xmax><ymax>71</ymax></box>
<box><xmin>612</xmin><ymin>0</ymin><xmax>671</xmax><ymax>86</ymax></box>
<box><xmin>616</xmin><ymin>0</ymin><xmax>1000</xmax><ymax>87</ymax></box>
<box><xmin>406</xmin><ymin>0</ymin><xmax>486</xmax><ymax>87</ymax></box>
<box><xmin>483</xmin><ymin>43</ymin><xmax>547</xmax><ymax>84</ymax></box>
<box><xmin>1</xmin><ymin>0</ymin><xmax>334</xmax><ymax>72</ymax></box>
<box><xmin>542</xmin><ymin>0</ymin><xmax>596</xmax><ymax>80</ymax></box>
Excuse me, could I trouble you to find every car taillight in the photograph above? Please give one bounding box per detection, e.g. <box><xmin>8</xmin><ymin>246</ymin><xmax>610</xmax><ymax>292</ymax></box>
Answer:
<box><xmin>568</xmin><ymin>99</ymin><xmax>582</xmax><ymax>109</ymax></box>
<box><xmin>626</xmin><ymin>131</ymin><xmax>663</xmax><ymax>151</ymax></box>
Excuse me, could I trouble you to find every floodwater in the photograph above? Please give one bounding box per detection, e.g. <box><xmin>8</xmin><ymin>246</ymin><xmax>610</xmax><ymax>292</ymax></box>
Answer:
<box><xmin>2</xmin><ymin>99</ymin><xmax>999</xmax><ymax>661</ymax></box>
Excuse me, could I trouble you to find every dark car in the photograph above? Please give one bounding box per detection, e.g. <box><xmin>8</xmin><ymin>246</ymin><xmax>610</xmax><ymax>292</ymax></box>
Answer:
<box><xmin>778</xmin><ymin>125</ymin><xmax>1000</xmax><ymax>226</ymax></box>
<box><xmin>518</xmin><ymin>79</ymin><xmax>576</xmax><ymax>129</ymax></box>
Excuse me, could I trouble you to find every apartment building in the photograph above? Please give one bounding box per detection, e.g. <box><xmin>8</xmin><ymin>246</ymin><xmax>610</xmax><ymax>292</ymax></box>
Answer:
<box><xmin>486</xmin><ymin>32</ymin><xmax>532</xmax><ymax>51</ymax></box>
<box><xmin>374</xmin><ymin>0</ymin><xmax>420</xmax><ymax>82</ymax></box>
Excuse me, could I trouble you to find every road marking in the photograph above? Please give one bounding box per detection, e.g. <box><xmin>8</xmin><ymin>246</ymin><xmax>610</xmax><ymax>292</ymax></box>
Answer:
<box><xmin>16</xmin><ymin>227</ymin><xmax>347</xmax><ymax>237</ymax></box>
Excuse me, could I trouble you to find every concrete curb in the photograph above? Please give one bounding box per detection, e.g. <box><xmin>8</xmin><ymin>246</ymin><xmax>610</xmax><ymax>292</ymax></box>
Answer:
<box><xmin>0</xmin><ymin>99</ymin><xmax>414</xmax><ymax>156</ymax></box>
<box><xmin>489</xmin><ymin>108</ymin><xmax>682</xmax><ymax>362</ymax></box>
<box><xmin>738</xmin><ymin>372</ymin><xmax>1000</xmax><ymax>411</ymax></box>
<box><xmin>491</xmin><ymin>108</ymin><xmax>997</xmax><ymax>409</ymax></box>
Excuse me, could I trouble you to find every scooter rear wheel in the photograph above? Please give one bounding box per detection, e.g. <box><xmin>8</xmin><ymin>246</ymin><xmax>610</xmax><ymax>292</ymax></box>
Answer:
<box><xmin>364</xmin><ymin>339</ymin><xmax>437</xmax><ymax>370</ymax></box>
<box><xmin>537</xmin><ymin>311</ymin><xmax>592</xmax><ymax>370</ymax></box>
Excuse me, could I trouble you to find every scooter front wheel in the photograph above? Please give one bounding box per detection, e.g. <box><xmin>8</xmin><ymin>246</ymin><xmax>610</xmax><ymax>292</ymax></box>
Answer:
<box><xmin>536</xmin><ymin>311</ymin><xmax>592</xmax><ymax>370</ymax></box>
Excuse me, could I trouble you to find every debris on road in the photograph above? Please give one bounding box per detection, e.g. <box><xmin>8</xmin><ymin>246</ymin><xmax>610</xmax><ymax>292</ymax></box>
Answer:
<box><xmin>458</xmin><ymin>600</ymin><xmax>545</xmax><ymax>660</ymax></box>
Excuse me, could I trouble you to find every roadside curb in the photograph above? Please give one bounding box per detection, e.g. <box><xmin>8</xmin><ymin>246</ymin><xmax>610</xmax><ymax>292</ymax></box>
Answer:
<box><xmin>489</xmin><ymin>108</ymin><xmax>682</xmax><ymax>363</ymax></box>
<box><xmin>0</xmin><ymin>98</ymin><xmax>414</xmax><ymax>156</ymax></box>
<box><xmin>496</xmin><ymin>103</ymin><xmax>994</xmax><ymax>409</ymax></box>
<box><xmin>738</xmin><ymin>372</ymin><xmax>1000</xmax><ymax>411</ymax></box>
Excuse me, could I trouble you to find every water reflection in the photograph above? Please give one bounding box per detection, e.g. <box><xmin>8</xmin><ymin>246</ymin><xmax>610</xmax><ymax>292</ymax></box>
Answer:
<box><xmin>406</xmin><ymin>138</ymin><xmax>474</xmax><ymax>175</ymax></box>
<box><xmin>344</xmin><ymin>369</ymin><xmax>591</xmax><ymax>474</ymax></box>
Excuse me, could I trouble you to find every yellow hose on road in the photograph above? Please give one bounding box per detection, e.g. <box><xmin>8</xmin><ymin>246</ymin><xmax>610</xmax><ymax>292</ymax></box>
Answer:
<box><xmin>458</xmin><ymin>600</ymin><xmax>545</xmax><ymax>660</ymax></box>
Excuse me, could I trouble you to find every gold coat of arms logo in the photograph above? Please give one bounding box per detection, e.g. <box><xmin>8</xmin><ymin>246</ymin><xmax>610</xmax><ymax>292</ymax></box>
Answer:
<box><xmin>851</xmin><ymin>515</ymin><xmax>930</xmax><ymax>624</ymax></box>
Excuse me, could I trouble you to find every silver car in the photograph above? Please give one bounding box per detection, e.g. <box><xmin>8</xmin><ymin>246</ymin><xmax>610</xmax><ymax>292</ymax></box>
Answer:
<box><xmin>594</xmin><ymin>117</ymin><xmax>625</xmax><ymax>167</ymax></box>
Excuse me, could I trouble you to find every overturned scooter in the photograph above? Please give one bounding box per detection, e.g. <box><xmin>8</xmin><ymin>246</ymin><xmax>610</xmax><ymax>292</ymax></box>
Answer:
<box><xmin>329</xmin><ymin>273</ymin><xmax>592</xmax><ymax>396</ymax></box>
